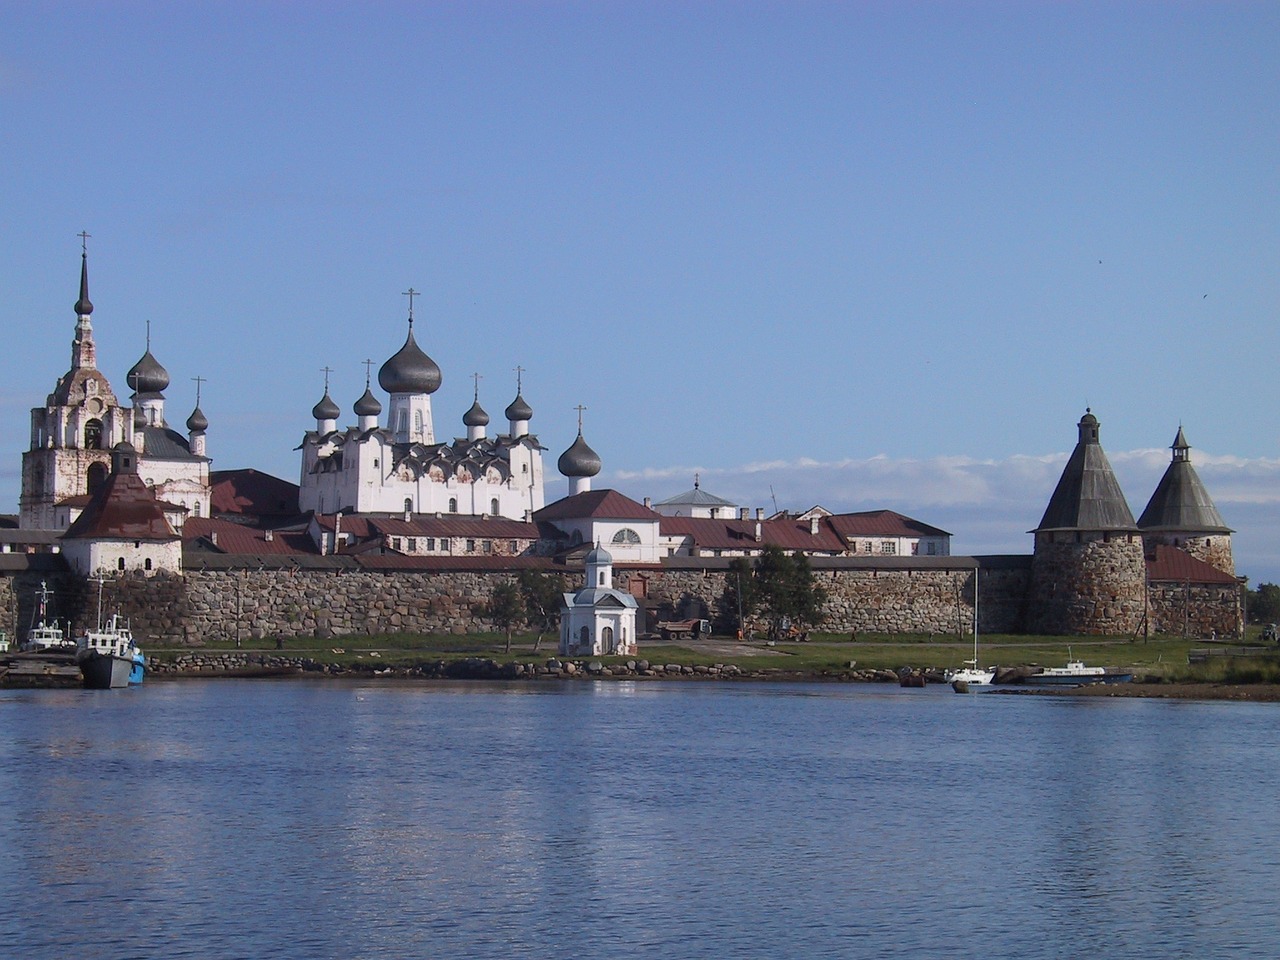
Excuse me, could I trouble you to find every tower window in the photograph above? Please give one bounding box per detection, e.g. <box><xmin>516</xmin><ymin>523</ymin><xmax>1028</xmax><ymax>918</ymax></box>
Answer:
<box><xmin>449</xmin><ymin>498</ymin><xmax>458</xmax><ymax>513</ymax></box>
<box><xmin>490</xmin><ymin>498</ymin><xmax>499</xmax><ymax>515</ymax></box>
<box><xmin>84</xmin><ymin>418</ymin><xmax>104</xmax><ymax>450</ymax></box>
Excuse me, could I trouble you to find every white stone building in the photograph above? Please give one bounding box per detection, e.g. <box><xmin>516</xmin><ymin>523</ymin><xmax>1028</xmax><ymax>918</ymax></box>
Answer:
<box><xmin>20</xmin><ymin>250</ymin><xmax>211</xmax><ymax>531</ymax></box>
<box><xmin>559</xmin><ymin>542</ymin><xmax>638</xmax><ymax>657</ymax></box>
<box><xmin>298</xmin><ymin>306</ymin><xmax>546</xmax><ymax>521</ymax></box>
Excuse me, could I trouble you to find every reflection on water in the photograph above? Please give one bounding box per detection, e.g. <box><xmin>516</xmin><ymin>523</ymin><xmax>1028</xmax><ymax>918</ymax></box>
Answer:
<box><xmin>2</xmin><ymin>681</ymin><xmax>1279</xmax><ymax>959</ymax></box>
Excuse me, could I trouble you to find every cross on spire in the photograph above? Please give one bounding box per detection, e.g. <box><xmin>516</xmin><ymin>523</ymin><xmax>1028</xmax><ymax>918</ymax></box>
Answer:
<box><xmin>574</xmin><ymin>404</ymin><xmax>587</xmax><ymax>434</ymax></box>
<box><xmin>514</xmin><ymin>364</ymin><xmax>525</xmax><ymax>393</ymax></box>
<box><xmin>77</xmin><ymin>230</ymin><xmax>91</xmax><ymax>255</ymax></box>
<box><xmin>402</xmin><ymin>287</ymin><xmax>418</xmax><ymax>326</ymax></box>
<box><xmin>191</xmin><ymin>375</ymin><xmax>206</xmax><ymax>405</ymax></box>
<box><xmin>321</xmin><ymin>365</ymin><xmax>333</xmax><ymax>392</ymax></box>
<box><xmin>472</xmin><ymin>371</ymin><xmax>483</xmax><ymax>400</ymax></box>
<box><xmin>362</xmin><ymin>358</ymin><xmax>374</xmax><ymax>387</ymax></box>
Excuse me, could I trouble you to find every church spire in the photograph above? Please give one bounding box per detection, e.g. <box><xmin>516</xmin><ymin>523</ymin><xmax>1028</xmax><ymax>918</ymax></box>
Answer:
<box><xmin>70</xmin><ymin>233</ymin><xmax>97</xmax><ymax>371</ymax></box>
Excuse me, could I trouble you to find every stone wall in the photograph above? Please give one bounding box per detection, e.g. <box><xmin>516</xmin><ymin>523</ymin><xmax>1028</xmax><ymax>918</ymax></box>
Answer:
<box><xmin>1028</xmin><ymin>533</ymin><xmax>1147</xmax><ymax>636</ymax></box>
<box><xmin>1147</xmin><ymin>580</ymin><xmax>1243</xmax><ymax>638</ymax></box>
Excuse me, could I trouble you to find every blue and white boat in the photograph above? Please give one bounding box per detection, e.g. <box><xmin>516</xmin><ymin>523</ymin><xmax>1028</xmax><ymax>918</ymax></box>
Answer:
<box><xmin>75</xmin><ymin>579</ymin><xmax>145</xmax><ymax>689</ymax></box>
<box><xmin>1024</xmin><ymin>657</ymin><xmax>1131</xmax><ymax>687</ymax></box>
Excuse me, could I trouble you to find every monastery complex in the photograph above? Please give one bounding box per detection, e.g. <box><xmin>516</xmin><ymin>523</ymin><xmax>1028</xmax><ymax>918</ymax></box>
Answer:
<box><xmin>0</xmin><ymin>251</ymin><xmax>1244</xmax><ymax>649</ymax></box>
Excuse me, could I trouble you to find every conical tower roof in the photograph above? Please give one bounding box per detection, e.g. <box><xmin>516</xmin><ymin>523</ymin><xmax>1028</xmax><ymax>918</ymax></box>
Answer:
<box><xmin>1137</xmin><ymin>428</ymin><xmax>1231</xmax><ymax>533</ymax></box>
<box><xmin>1033</xmin><ymin>410</ymin><xmax>1137</xmax><ymax>533</ymax></box>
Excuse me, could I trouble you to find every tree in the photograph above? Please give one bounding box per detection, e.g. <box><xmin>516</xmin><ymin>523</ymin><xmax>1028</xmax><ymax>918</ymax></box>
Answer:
<box><xmin>723</xmin><ymin>545</ymin><xmax>829</xmax><ymax>641</ymax></box>
<box><xmin>1247</xmin><ymin>582</ymin><xmax>1280</xmax><ymax>625</ymax></box>
<box><xmin>517</xmin><ymin>569</ymin><xmax>565</xmax><ymax>652</ymax></box>
<box><xmin>716</xmin><ymin>557</ymin><xmax>757</xmax><ymax>636</ymax></box>
<box><xmin>486</xmin><ymin>581</ymin><xmax>523</xmax><ymax>653</ymax></box>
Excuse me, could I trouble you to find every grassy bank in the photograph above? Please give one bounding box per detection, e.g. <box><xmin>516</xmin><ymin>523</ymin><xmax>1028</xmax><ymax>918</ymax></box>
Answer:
<box><xmin>149</xmin><ymin>629</ymin><xmax>1280</xmax><ymax>684</ymax></box>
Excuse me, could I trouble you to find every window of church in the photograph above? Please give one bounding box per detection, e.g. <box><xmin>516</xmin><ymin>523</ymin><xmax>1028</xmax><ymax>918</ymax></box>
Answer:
<box><xmin>414</xmin><ymin>411</ymin><xmax>423</xmax><ymax>433</ymax></box>
<box><xmin>490</xmin><ymin>499</ymin><xmax>499</xmax><ymax>515</ymax></box>
<box><xmin>117</xmin><ymin>557</ymin><xmax>125</xmax><ymax>571</ymax></box>
<box><xmin>145</xmin><ymin>558</ymin><xmax>152</xmax><ymax>571</ymax></box>
<box><xmin>84</xmin><ymin>418</ymin><xmax>103</xmax><ymax>450</ymax></box>
<box><xmin>612</xmin><ymin>528</ymin><xmax>641</xmax><ymax>545</ymax></box>
<box><xmin>449</xmin><ymin>499</ymin><xmax>458</xmax><ymax>512</ymax></box>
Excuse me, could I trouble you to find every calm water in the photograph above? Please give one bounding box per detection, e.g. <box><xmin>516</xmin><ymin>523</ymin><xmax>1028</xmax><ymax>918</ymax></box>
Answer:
<box><xmin>2</xmin><ymin>678</ymin><xmax>1279</xmax><ymax>959</ymax></box>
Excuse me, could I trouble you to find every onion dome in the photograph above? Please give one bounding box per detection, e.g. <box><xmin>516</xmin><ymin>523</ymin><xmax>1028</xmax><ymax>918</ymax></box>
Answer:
<box><xmin>558</xmin><ymin>432</ymin><xmax>602</xmax><ymax>478</ymax></box>
<box><xmin>463</xmin><ymin>399</ymin><xmax>490</xmax><ymax>427</ymax></box>
<box><xmin>378</xmin><ymin>328</ymin><xmax>441</xmax><ymax>395</ymax></box>
<box><xmin>505</xmin><ymin>393</ymin><xmax>533</xmax><ymax>422</ymax></box>
<box><xmin>354</xmin><ymin>387</ymin><xmax>383</xmax><ymax>417</ymax></box>
<box><xmin>126</xmin><ymin>349</ymin><xmax>170</xmax><ymax>395</ymax></box>
<box><xmin>74</xmin><ymin>251</ymin><xmax>93</xmax><ymax>316</ymax></box>
<box><xmin>312</xmin><ymin>391</ymin><xmax>340</xmax><ymax>421</ymax></box>
<box><xmin>584</xmin><ymin>541</ymin><xmax>612</xmax><ymax>566</ymax></box>
<box><xmin>186</xmin><ymin>405</ymin><xmax>208</xmax><ymax>432</ymax></box>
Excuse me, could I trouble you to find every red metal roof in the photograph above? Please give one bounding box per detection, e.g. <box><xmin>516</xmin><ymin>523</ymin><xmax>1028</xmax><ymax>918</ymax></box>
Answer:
<box><xmin>184</xmin><ymin>518</ymin><xmax>315</xmax><ymax>555</ymax></box>
<box><xmin>1146</xmin><ymin>544</ymin><xmax>1238</xmax><ymax>585</ymax></box>
<box><xmin>210</xmin><ymin>469</ymin><xmax>301</xmax><ymax>518</ymax></box>
<box><xmin>62</xmin><ymin>471</ymin><xmax>178</xmax><ymax>541</ymax></box>
<box><xmin>660</xmin><ymin>516</ymin><xmax>847</xmax><ymax>553</ymax></box>
<box><xmin>827</xmin><ymin>510</ymin><xmax>951</xmax><ymax>539</ymax></box>
<box><xmin>534</xmin><ymin>489</ymin><xmax>659</xmax><ymax>522</ymax></box>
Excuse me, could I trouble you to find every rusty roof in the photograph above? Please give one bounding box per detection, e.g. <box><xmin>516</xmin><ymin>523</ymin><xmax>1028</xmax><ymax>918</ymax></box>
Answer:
<box><xmin>184</xmin><ymin>517</ymin><xmax>315</xmax><ymax>555</ymax></box>
<box><xmin>660</xmin><ymin>515</ymin><xmax>848</xmax><ymax>553</ymax></box>
<box><xmin>210</xmin><ymin>469</ymin><xmax>301</xmax><ymax>519</ymax></box>
<box><xmin>61</xmin><ymin>469</ymin><xmax>178</xmax><ymax>541</ymax></box>
<box><xmin>1146</xmin><ymin>544</ymin><xmax>1238</xmax><ymax>584</ymax></box>
<box><xmin>534</xmin><ymin>489</ymin><xmax>660</xmax><ymax>522</ymax></box>
<box><xmin>827</xmin><ymin>510</ymin><xmax>951</xmax><ymax>539</ymax></box>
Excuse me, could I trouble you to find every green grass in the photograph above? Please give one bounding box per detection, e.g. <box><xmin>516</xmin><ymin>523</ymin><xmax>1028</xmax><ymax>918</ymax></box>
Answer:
<box><xmin>146</xmin><ymin>629</ymin><xmax>1280</xmax><ymax>682</ymax></box>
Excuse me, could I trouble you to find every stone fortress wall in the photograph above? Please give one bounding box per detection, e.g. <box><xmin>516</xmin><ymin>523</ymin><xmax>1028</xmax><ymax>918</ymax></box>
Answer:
<box><xmin>0</xmin><ymin>555</ymin><xmax>1240</xmax><ymax>648</ymax></box>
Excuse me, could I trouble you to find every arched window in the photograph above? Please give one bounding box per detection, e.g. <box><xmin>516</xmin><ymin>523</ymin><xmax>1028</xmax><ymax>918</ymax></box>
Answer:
<box><xmin>396</xmin><ymin>411</ymin><xmax>408</xmax><ymax>434</ymax></box>
<box><xmin>84</xmin><ymin>418</ymin><xmax>104</xmax><ymax>450</ymax></box>
<box><xmin>448</xmin><ymin>498</ymin><xmax>458</xmax><ymax>513</ymax></box>
<box><xmin>578</xmin><ymin>625</ymin><xmax>590</xmax><ymax>648</ymax></box>
<box><xmin>404</xmin><ymin>498</ymin><xmax>413</xmax><ymax>515</ymax></box>
<box><xmin>612</xmin><ymin>528</ymin><xmax>641</xmax><ymax>545</ymax></box>
<box><xmin>414</xmin><ymin>411</ymin><xmax>423</xmax><ymax>434</ymax></box>
<box><xmin>144</xmin><ymin>558</ymin><xmax>153</xmax><ymax>571</ymax></box>
<box><xmin>193</xmin><ymin>502</ymin><xmax>201</xmax><ymax>518</ymax></box>
<box><xmin>87</xmin><ymin>463</ymin><xmax>108</xmax><ymax>494</ymax></box>
<box><xmin>117</xmin><ymin>557</ymin><xmax>125</xmax><ymax>571</ymax></box>
<box><xmin>602</xmin><ymin>626</ymin><xmax>614</xmax><ymax>650</ymax></box>
<box><xmin>490</xmin><ymin>498</ymin><xmax>499</xmax><ymax>516</ymax></box>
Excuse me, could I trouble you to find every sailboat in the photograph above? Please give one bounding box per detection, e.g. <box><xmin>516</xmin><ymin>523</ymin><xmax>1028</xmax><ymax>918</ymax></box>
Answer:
<box><xmin>948</xmin><ymin>568</ymin><xmax>995</xmax><ymax>689</ymax></box>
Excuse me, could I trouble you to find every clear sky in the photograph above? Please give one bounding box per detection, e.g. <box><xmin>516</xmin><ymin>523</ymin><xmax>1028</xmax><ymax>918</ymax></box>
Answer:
<box><xmin>3</xmin><ymin>3</ymin><xmax>1278</xmax><ymax>578</ymax></box>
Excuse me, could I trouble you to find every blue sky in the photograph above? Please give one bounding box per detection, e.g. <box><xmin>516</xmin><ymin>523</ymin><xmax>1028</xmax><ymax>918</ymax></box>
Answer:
<box><xmin>3</xmin><ymin>3</ymin><xmax>1278</xmax><ymax>578</ymax></box>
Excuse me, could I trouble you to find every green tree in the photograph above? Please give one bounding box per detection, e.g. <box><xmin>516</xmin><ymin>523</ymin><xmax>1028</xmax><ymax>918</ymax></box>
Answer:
<box><xmin>1247</xmin><ymin>582</ymin><xmax>1280</xmax><ymax>625</ymax></box>
<box><xmin>517</xmin><ymin>569</ymin><xmax>565</xmax><ymax>652</ymax></box>
<box><xmin>734</xmin><ymin>545</ymin><xmax>829</xmax><ymax>641</ymax></box>
<box><xmin>486</xmin><ymin>581</ymin><xmax>524</xmax><ymax>653</ymax></box>
<box><xmin>715</xmin><ymin>557</ymin><xmax>757</xmax><ymax>635</ymax></box>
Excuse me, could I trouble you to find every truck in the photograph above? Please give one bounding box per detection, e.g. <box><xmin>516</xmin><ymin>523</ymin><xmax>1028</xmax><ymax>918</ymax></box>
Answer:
<box><xmin>656</xmin><ymin>618</ymin><xmax>711</xmax><ymax>641</ymax></box>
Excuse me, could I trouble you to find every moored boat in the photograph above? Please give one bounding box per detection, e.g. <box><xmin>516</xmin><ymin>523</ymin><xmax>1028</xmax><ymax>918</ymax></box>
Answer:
<box><xmin>21</xmin><ymin>581</ymin><xmax>73</xmax><ymax>653</ymax></box>
<box><xmin>77</xmin><ymin>614</ymin><xmax>143</xmax><ymax>689</ymax></box>
<box><xmin>1024</xmin><ymin>658</ymin><xmax>1132</xmax><ymax>687</ymax></box>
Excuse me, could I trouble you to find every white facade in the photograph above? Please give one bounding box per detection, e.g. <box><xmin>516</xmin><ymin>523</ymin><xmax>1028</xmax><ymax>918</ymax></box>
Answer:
<box><xmin>559</xmin><ymin>545</ymin><xmax>638</xmax><ymax>657</ymax></box>
<box><xmin>62</xmin><ymin>538</ymin><xmax>182</xmax><ymax>578</ymax></box>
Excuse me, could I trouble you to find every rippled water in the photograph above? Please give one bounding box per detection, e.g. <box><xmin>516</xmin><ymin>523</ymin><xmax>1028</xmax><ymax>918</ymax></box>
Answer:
<box><xmin>2</xmin><ymin>679</ymin><xmax>1279</xmax><ymax>959</ymax></box>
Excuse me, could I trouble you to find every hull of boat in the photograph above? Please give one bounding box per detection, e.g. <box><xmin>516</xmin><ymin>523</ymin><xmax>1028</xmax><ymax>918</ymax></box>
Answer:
<box><xmin>79</xmin><ymin>651</ymin><xmax>133</xmax><ymax>689</ymax></box>
<box><xmin>1024</xmin><ymin>672</ymin><xmax>1132</xmax><ymax>687</ymax></box>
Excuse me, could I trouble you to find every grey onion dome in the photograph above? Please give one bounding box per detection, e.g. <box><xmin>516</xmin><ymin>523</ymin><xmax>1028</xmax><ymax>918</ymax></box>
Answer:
<box><xmin>558</xmin><ymin>432</ymin><xmax>602</xmax><ymax>478</ymax></box>
<box><xmin>74</xmin><ymin>252</ymin><xmax>93</xmax><ymax>316</ymax></box>
<box><xmin>463</xmin><ymin>399</ymin><xmax>490</xmax><ymax>427</ymax></box>
<box><xmin>584</xmin><ymin>542</ymin><xmax>612</xmax><ymax>565</ymax></box>
<box><xmin>378</xmin><ymin>329</ymin><xmax>442</xmax><ymax>395</ymax></box>
<box><xmin>126</xmin><ymin>349</ymin><xmax>170</xmax><ymax>394</ymax></box>
<box><xmin>505</xmin><ymin>393</ymin><xmax>533</xmax><ymax>422</ymax></box>
<box><xmin>312</xmin><ymin>391</ymin><xmax>340</xmax><ymax>421</ymax></box>
<box><xmin>186</xmin><ymin>405</ymin><xmax>208</xmax><ymax>432</ymax></box>
<box><xmin>354</xmin><ymin>387</ymin><xmax>382</xmax><ymax>417</ymax></box>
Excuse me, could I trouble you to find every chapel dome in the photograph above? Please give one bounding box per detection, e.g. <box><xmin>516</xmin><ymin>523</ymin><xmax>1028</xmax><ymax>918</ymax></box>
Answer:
<box><xmin>312</xmin><ymin>391</ymin><xmax>341</xmax><ymax>421</ymax></box>
<box><xmin>186</xmin><ymin>405</ymin><xmax>208</xmax><ymax>432</ymax></box>
<box><xmin>126</xmin><ymin>350</ymin><xmax>170</xmax><ymax>395</ymax></box>
<box><xmin>354</xmin><ymin>387</ymin><xmax>383</xmax><ymax>417</ymax></box>
<box><xmin>558</xmin><ymin>433</ymin><xmax>602</xmax><ymax>478</ymax></box>
<box><xmin>505</xmin><ymin>393</ymin><xmax>533</xmax><ymax>422</ymax></box>
<box><xmin>463</xmin><ymin>399</ymin><xmax>490</xmax><ymax>427</ymax></box>
<box><xmin>378</xmin><ymin>329</ymin><xmax>441</xmax><ymax>395</ymax></box>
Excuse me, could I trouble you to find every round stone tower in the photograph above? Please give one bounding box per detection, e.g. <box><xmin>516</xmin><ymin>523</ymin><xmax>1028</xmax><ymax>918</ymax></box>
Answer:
<box><xmin>1137</xmin><ymin>427</ymin><xmax>1234</xmax><ymax>576</ymax></box>
<box><xmin>1028</xmin><ymin>410</ymin><xmax>1146</xmax><ymax>635</ymax></box>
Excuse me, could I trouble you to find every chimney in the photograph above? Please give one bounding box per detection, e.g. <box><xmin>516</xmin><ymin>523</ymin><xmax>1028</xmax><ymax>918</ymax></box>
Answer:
<box><xmin>210</xmin><ymin>531</ymin><xmax>218</xmax><ymax>546</ymax></box>
<box><xmin>756</xmin><ymin>508</ymin><xmax>764</xmax><ymax>521</ymax></box>
<box><xmin>264</xmin><ymin>529</ymin><xmax>274</xmax><ymax>542</ymax></box>
<box><xmin>754</xmin><ymin>522</ymin><xmax>762</xmax><ymax>543</ymax></box>
<box><xmin>404</xmin><ymin>507</ymin><xmax>411</xmax><ymax>522</ymax></box>
<box><xmin>334</xmin><ymin>511</ymin><xmax>343</xmax><ymax>549</ymax></box>
<box><xmin>740</xmin><ymin>507</ymin><xmax>749</xmax><ymax>521</ymax></box>
<box><xmin>810</xmin><ymin>516</ymin><xmax>819</xmax><ymax>536</ymax></box>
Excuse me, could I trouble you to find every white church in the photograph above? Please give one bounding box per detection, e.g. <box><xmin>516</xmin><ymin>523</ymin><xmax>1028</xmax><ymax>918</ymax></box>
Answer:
<box><xmin>20</xmin><ymin>247</ymin><xmax>211</xmax><ymax>532</ymax></box>
<box><xmin>297</xmin><ymin>294</ymin><xmax>547</xmax><ymax>521</ymax></box>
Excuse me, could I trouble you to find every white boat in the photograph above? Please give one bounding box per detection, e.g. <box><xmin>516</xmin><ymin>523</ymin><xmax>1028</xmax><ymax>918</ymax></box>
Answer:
<box><xmin>948</xmin><ymin>568</ymin><xmax>995</xmax><ymax>689</ymax></box>
<box><xmin>21</xmin><ymin>581</ymin><xmax>72</xmax><ymax>652</ymax></box>
<box><xmin>1024</xmin><ymin>653</ymin><xmax>1131</xmax><ymax>687</ymax></box>
<box><xmin>75</xmin><ymin>578</ymin><xmax>145</xmax><ymax>689</ymax></box>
